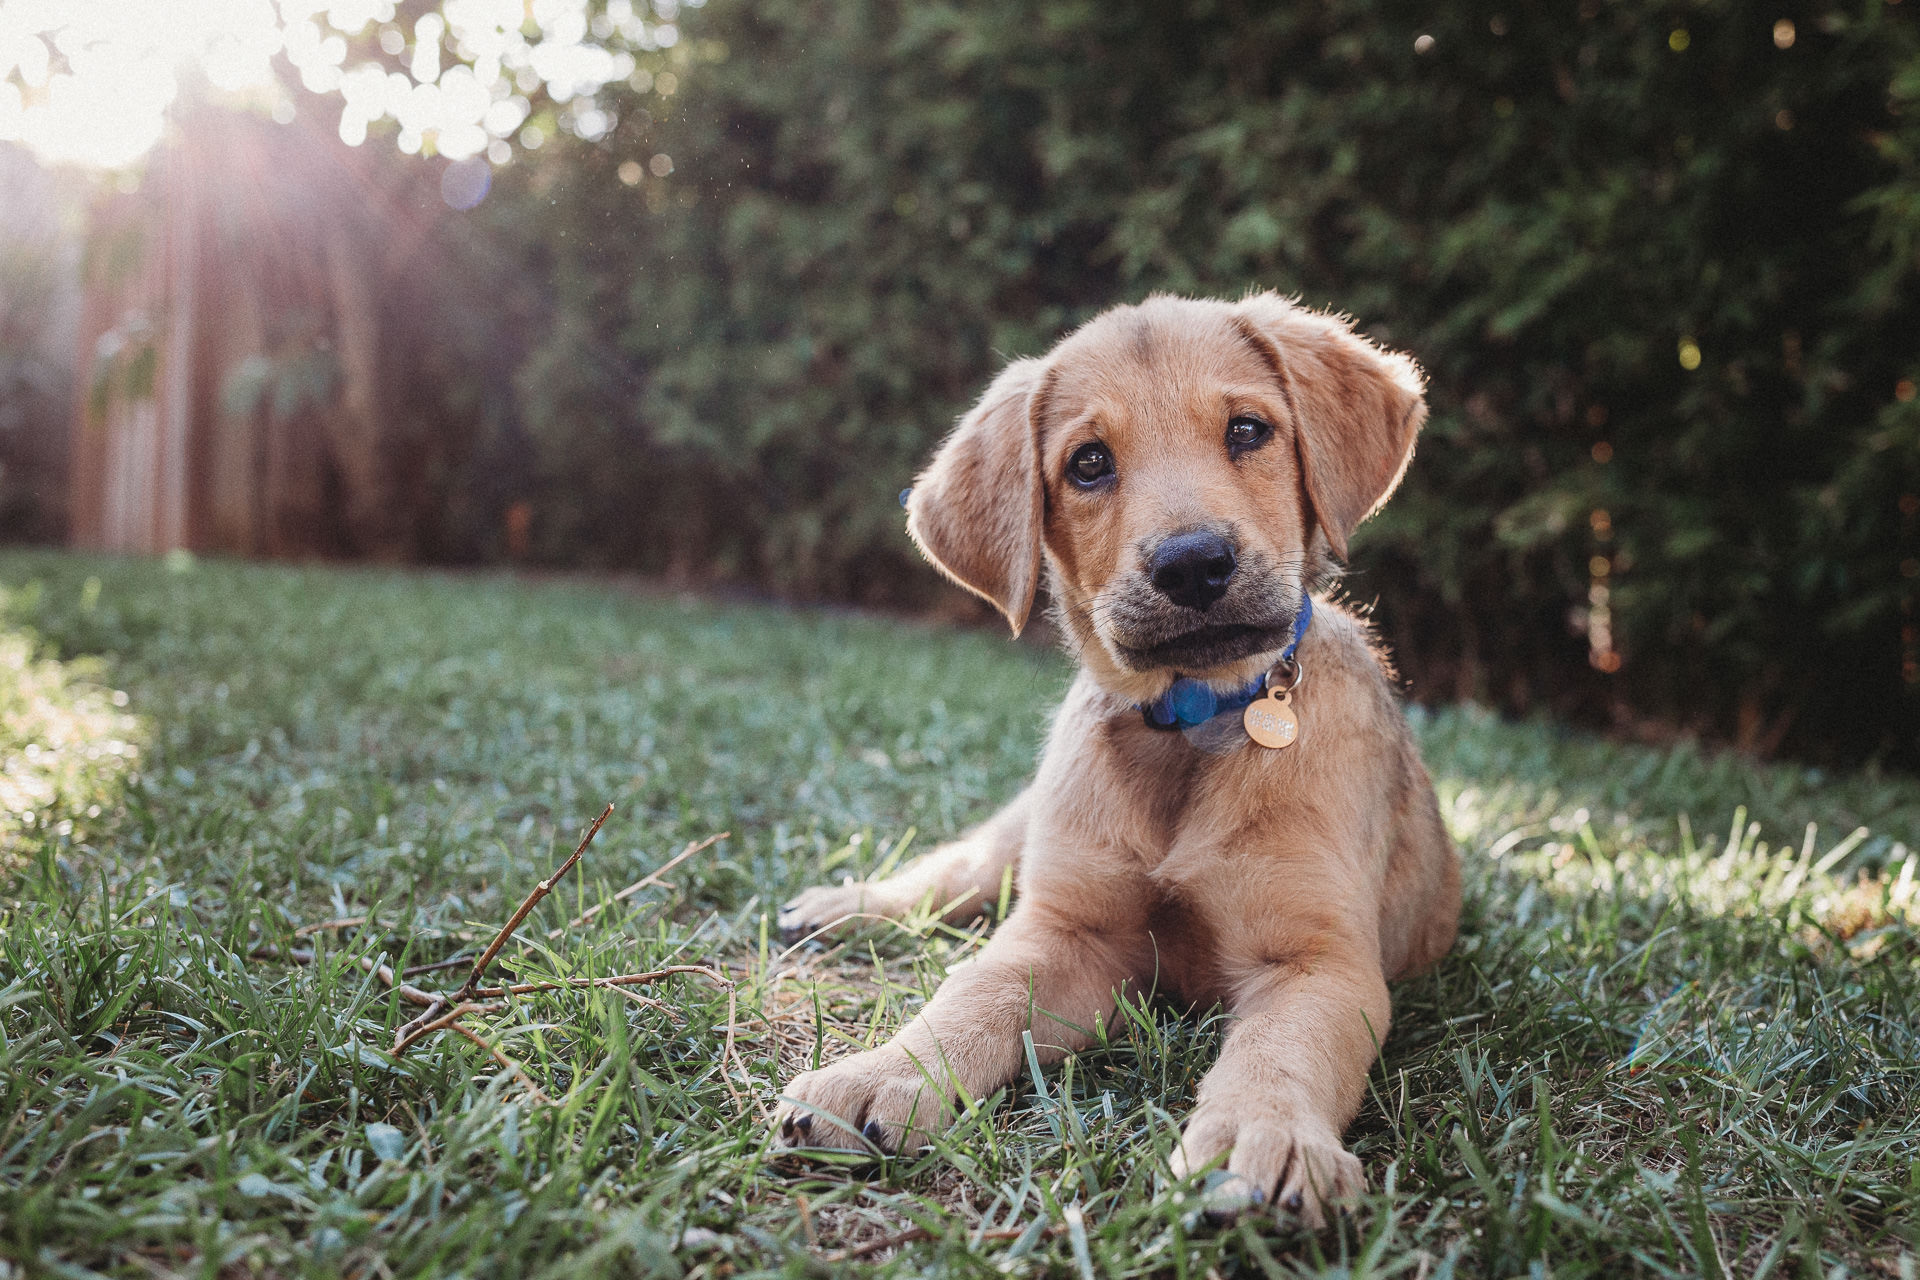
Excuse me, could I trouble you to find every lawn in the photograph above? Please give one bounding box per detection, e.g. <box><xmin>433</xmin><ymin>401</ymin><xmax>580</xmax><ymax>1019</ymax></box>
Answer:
<box><xmin>0</xmin><ymin>549</ymin><xmax>1916</xmax><ymax>1279</ymax></box>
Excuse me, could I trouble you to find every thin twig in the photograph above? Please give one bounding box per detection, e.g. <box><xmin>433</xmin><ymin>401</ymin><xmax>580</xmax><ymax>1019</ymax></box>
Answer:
<box><xmin>453</xmin><ymin>803</ymin><xmax>612</xmax><ymax>1003</ymax></box>
<box><xmin>393</xmin><ymin>1001</ymin><xmax>502</xmax><ymax>1056</ymax></box>
<box><xmin>451</xmin><ymin>1021</ymin><xmax>553</xmax><ymax>1104</ymax></box>
<box><xmin>472</xmin><ymin>963</ymin><xmax>733</xmax><ymax>999</ymax></box>
<box><xmin>391</xmin><ymin>997</ymin><xmax>450</xmax><ymax>1050</ymax></box>
<box><xmin>256</xmin><ymin>804</ymin><xmax>748</xmax><ymax>1108</ymax></box>
<box><xmin>553</xmin><ymin>831</ymin><xmax>728</xmax><ymax>936</ymax></box>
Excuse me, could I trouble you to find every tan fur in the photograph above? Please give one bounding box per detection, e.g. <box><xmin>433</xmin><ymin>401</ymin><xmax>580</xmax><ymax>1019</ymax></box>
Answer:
<box><xmin>774</xmin><ymin>293</ymin><xmax>1461</xmax><ymax>1227</ymax></box>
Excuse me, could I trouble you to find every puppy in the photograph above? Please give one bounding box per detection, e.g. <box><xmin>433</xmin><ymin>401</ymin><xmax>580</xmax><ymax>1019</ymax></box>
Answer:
<box><xmin>774</xmin><ymin>293</ymin><xmax>1460</xmax><ymax>1226</ymax></box>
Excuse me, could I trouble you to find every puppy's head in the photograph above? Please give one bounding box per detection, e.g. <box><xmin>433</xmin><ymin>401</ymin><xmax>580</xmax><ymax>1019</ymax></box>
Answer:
<box><xmin>907</xmin><ymin>294</ymin><xmax>1425</xmax><ymax>699</ymax></box>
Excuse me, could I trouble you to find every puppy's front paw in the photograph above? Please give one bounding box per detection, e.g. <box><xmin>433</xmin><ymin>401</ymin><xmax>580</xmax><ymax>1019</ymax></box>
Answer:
<box><xmin>776</xmin><ymin>880</ymin><xmax>874</xmax><ymax>941</ymax></box>
<box><xmin>774</xmin><ymin>1050</ymin><xmax>952</xmax><ymax>1155</ymax></box>
<box><xmin>1169</xmin><ymin>1106</ymin><xmax>1363</xmax><ymax>1229</ymax></box>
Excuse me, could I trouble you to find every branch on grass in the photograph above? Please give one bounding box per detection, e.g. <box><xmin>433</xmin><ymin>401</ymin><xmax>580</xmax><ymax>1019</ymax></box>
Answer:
<box><xmin>471</xmin><ymin>964</ymin><xmax>733</xmax><ymax>999</ymax></box>
<box><xmin>453</xmin><ymin>802</ymin><xmax>613</xmax><ymax>1004</ymax></box>
<box><xmin>391</xmin><ymin>997</ymin><xmax>452</xmax><ymax>1052</ymax></box>
<box><xmin>393</xmin><ymin>1000</ymin><xmax>505</xmax><ymax>1056</ymax></box>
<box><xmin>263</xmin><ymin>804</ymin><xmax>752</xmax><ymax>1109</ymax></box>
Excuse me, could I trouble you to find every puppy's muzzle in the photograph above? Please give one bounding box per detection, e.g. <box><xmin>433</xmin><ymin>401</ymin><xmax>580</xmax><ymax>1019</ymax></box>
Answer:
<box><xmin>1147</xmin><ymin>530</ymin><xmax>1237</xmax><ymax>612</ymax></box>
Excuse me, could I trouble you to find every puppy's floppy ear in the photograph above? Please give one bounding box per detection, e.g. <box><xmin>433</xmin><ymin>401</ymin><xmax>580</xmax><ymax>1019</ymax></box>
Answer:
<box><xmin>906</xmin><ymin>357</ymin><xmax>1047</xmax><ymax>635</ymax></box>
<box><xmin>1233</xmin><ymin>294</ymin><xmax>1428</xmax><ymax>562</ymax></box>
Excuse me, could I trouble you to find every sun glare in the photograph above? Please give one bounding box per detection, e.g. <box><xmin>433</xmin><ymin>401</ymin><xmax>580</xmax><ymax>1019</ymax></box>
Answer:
<box><xmin>0</xmin><ymin>0</ymin><xmax>281</xmax><ymax>168</ymax></box>
<box><xmin>0</xmin><ymin>0</ymin><xmax>684</xmax><ymax>170</ymax></box>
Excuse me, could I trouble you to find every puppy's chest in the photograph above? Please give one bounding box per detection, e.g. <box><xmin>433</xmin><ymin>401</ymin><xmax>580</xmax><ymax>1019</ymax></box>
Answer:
<box><xmin>1087</xmin><ymin>716</ymin><xmax>1295</xmax><ymax>865</ymax></box>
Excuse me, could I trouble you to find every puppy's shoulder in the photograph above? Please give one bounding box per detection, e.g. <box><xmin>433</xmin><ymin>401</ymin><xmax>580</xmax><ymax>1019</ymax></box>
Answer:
<box><xmin>1296</xmin><ymin>596</ymin><xmax>1418</xmax><ymax>759</ymax></box>
<box><xmin>1303</xmin><ymin>596</ymin><xmax>1403</xmax><ymax>695</ymax></box>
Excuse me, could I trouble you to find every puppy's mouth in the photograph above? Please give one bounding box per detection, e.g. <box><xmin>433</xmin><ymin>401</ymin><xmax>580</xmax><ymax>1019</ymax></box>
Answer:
<box><xmin>1113</xmin><ymin>621</ymin><xmax>1289</xmax><ymax>672</ymax></box>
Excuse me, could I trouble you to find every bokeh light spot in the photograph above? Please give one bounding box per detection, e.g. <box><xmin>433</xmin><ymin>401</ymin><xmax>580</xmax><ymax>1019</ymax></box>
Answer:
<box><xmin>440</xmin><ymin>156</ymin><xmax>492</xmax><ymax>209</ymax></box>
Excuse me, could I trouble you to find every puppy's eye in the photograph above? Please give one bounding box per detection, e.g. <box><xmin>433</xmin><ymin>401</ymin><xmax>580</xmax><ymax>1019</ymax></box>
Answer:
<box><xmin>1226</xmin><ymin>415</ymin><xmax>1273</xmax><ymax>455</ymax></box>
<box><xmin>1068</xmin><ymin>442</ymin><xmax>1115</xmax><ymax>487</ymax></box>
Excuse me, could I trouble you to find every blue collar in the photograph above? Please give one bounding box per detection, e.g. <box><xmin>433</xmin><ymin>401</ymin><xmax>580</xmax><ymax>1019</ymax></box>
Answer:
<box><xmin>1139</xmin><ymin>596</ymin><xmax>1313</xmax><ymax>731</ymax></box>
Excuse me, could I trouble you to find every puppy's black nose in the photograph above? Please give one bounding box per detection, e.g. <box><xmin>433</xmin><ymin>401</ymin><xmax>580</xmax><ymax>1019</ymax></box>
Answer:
<box><xmin>1148</xmin><ymin>530</ymin><xmax>1237</xmax><ymax>611</ymax></box>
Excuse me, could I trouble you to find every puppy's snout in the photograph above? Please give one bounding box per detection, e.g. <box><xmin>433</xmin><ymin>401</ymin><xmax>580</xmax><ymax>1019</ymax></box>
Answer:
<box><xmin>1148</xmin><ymin>530</ymin><xmax>1238</xmax><ymax>612</ymax></box>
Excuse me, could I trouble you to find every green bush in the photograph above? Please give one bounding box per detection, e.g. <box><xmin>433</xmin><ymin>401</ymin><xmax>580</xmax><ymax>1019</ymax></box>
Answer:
<box><xmin>484</xmin><ymin>0</ymin><xmax>1920</xmax><ymax>765</ymax></box>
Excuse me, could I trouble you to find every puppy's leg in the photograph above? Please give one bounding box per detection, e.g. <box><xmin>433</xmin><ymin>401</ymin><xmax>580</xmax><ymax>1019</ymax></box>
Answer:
<box><xmin>777</xmin><ymin>787</ymin><xmax>1030</xmax><ymax>940</ymax></box>
<box><xmin>775</xmin><ymin>902</ymin><xmax>1139</xmax><ymax>1151</ymax></box>
<box><xmin>1378</xmin><ymin>758</ymin><xmax>1462</xmax><ymax>980</ymax></box>
<box><xmin>1171</xmin><ymin>932</ymin><xmax>1390</xmax><ymax>1228</ymax></box>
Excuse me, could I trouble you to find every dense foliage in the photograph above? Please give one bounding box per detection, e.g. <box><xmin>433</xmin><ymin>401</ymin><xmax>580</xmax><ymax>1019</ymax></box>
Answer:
<box><xmin>469</xmin><ymin>0</ymin><xmax>1920</xmax><ymax>765</ymax></box>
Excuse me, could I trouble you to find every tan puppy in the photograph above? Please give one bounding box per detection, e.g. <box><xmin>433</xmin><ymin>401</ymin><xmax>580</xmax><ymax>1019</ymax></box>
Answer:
<box><xmin>774</xmin><ymin>293</ymin><xmax>1460</xmax><ymax>1226</ymax></box>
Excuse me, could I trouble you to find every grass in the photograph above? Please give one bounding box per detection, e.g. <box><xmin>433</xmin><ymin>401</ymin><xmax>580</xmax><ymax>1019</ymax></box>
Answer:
<box><xmin>0</xmin><ymin>548</ymin><xmax>1915</xmax><ymax>1279</ymax></box>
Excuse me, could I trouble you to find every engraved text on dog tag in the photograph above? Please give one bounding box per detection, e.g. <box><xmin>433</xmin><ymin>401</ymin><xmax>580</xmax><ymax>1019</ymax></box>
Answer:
<box><xmin>1243</xmin><ymin>688</ymin><xmax>1299</xmax><ymax>749</ymax></box>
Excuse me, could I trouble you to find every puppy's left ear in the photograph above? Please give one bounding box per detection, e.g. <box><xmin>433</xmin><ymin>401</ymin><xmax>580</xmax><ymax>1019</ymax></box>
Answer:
<box><xmin>906</xmin><ymin>357</ymin><xmax>1047</xmax><ymax>635</ymax></box>
<box><xmin>1234</xmin><ymin>295</ymin><xmax>1428</xmax><ymax>562</ymax></box>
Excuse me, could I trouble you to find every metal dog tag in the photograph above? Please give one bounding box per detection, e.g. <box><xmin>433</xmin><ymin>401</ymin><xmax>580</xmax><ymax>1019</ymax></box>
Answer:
<box><xmin>1243</xmin><ymin>687</ymin><xmax>1299</xmax><ymax>749</ymax></box>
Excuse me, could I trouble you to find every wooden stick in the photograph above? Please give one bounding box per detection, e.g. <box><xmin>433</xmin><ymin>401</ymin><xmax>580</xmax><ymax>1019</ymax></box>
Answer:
<box><xmin>393</xmin><ymin>1001</ymin><xmax>502</xmax><ymax>1056</ymax></box>
<box><xmin>263</xmin><ymin>804</ymin><xmax>748</xmax><ymax>1102</ymax></box>
<box><xmin>453</xmin><ymin>803</ymin><xmax>612</xmax><ymax>1003</ymax></box>
<box><xmin>392</xmin><ymin>998</ymin><xmax>450</xmax><ymax>1051</ymax></box>
<box><xmin>471</xmin><ymin>963</ymin><xmax>732</xmax><ymax>999</ymax></box>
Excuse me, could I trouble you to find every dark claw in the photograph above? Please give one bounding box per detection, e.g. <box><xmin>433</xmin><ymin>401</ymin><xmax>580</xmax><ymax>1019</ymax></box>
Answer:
<box><xmin>1284</xmin><ymin>1190</ymin><xmax>1304</xmax><ymax>1213</ymax></box>
<box><xmin>792</xmin><ymin>1114</ymin><xmax>812</xmax><ymax>1138</ymax></box>
<box><xmin>1202</xmin><ymin>1180</ymin><xmax>1263</xmax><ymax>1225</ymax></box>
<box><xmin>776</xmin><ymin>909</ymin><xmax>810</xmax><ymax>944</ymax></box>
<box><xmin>861</xmin><ymin>1119</ymin><xmax>890</xmax><ymax>1153</ymax></box>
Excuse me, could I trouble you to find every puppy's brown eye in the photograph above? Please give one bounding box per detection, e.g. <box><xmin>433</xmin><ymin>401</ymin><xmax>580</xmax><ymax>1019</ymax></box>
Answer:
<box><xmin>1068</xmin><ymin>442</ymin><xmax>1115</xmax><ymax>487</ymax></box>
<box><xmin>1227</xmin><ymin>416</ymin><xmax>1273</xmax><ymax>456</ymax></box>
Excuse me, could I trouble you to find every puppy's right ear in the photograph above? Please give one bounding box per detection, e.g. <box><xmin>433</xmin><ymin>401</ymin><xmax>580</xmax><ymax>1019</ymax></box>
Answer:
<box><xmin>905</xmin><ymin>357</ymin><xmax>1046</xmax><ymax>635</ymax></box>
